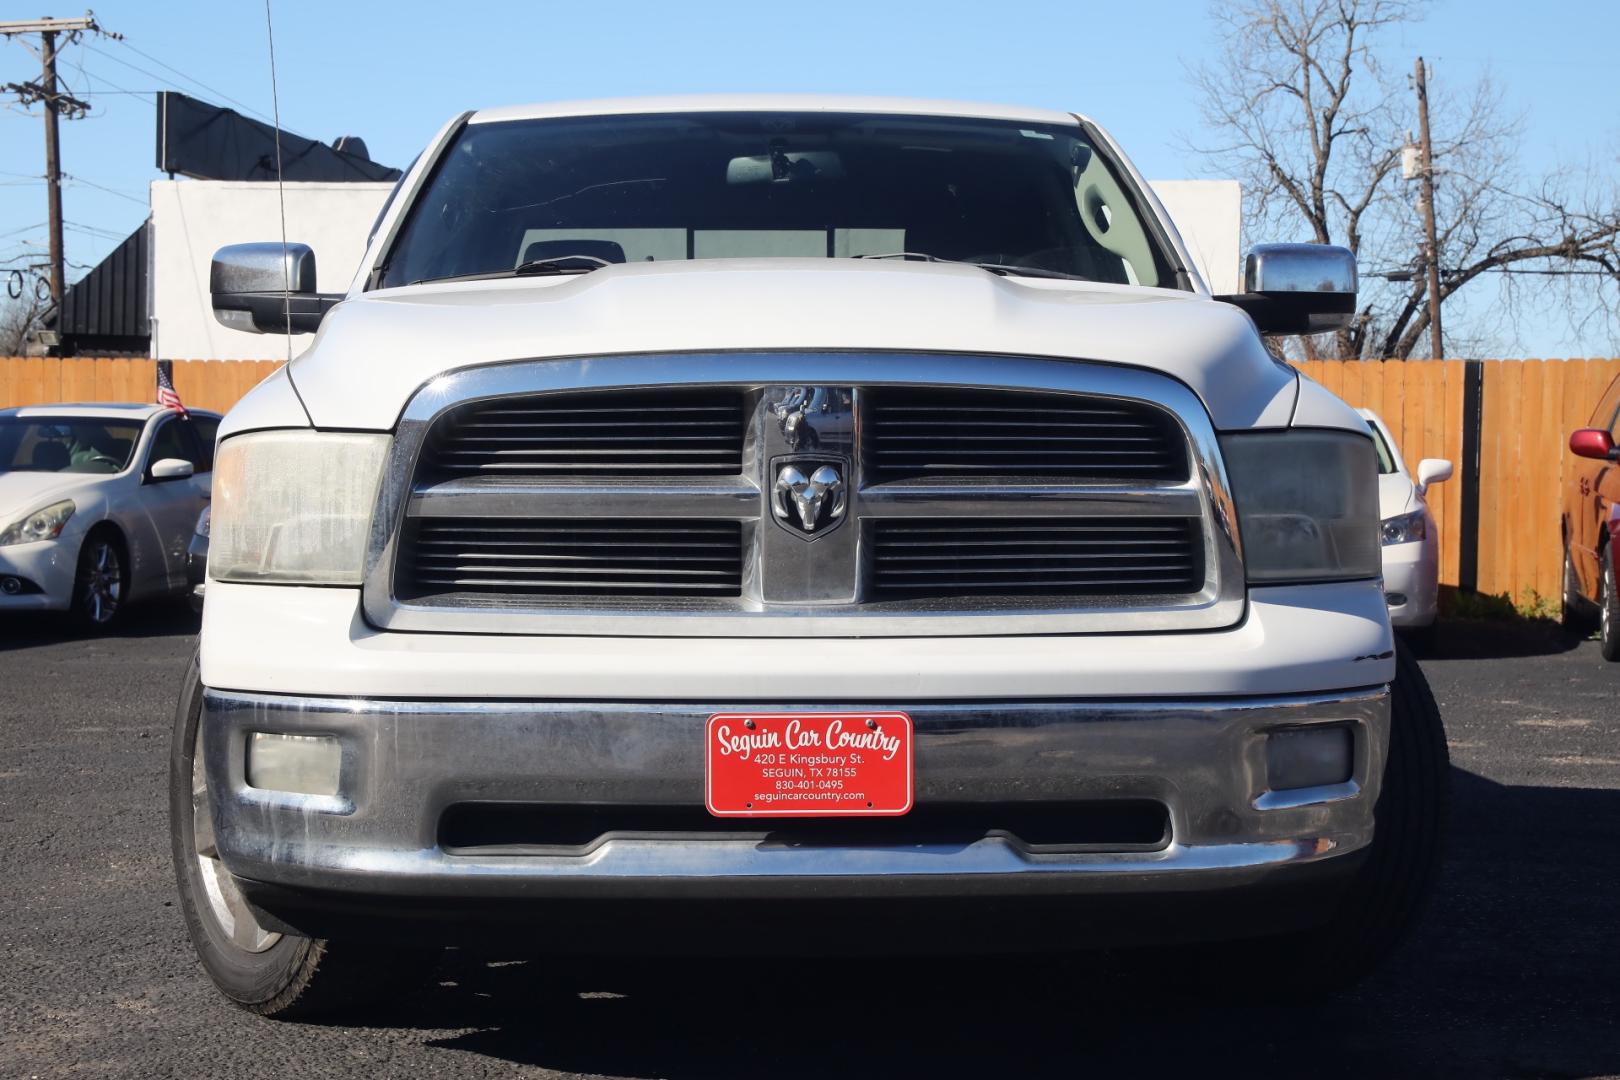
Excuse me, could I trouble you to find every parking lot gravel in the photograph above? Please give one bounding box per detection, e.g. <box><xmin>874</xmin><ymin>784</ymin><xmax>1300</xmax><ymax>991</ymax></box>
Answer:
<box><xmin>2</xmin><ymin>608</ymin><xmax>1617</xmax><ymax>1079</ymax></box>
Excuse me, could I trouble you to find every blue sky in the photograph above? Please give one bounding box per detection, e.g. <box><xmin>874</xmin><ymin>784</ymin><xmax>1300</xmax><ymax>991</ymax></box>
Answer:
<box><xmin>2</xmin><ymin>0</ymin><xmax>1616</xmax><ymax>354</ymax></box>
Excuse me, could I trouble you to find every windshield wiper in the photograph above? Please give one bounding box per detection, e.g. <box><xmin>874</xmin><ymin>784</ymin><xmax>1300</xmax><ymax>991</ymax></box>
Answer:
<box><xmin>853</xmin><ymin>252</ymin><xmax>952</xmax><ymax>263</ymax></box>
<box><xmin>854</xmin><ymin>252</ymin><xmax>1086</xmax><ymax>281</ymax></box>
<box><xmin>514</xmin><ymin>255</ymin><xmax>612</xmax><ymax>275</ymax></box>
<box><xmin>409</xmin><ymin>254</ymin><xmax>612</xmax><ymax>287</ymax></box>
<box><xmin>968</xmin><ymin>262</ymin><xmax>1088</xmax><ymax>281</ymax></box>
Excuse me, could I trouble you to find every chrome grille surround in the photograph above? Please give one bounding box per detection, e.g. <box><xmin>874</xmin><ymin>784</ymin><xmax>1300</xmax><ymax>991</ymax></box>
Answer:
<box><xmin>363</xmin><ymin>352</ymin><xmax>1245</xmax><ymax>637</ymax></box>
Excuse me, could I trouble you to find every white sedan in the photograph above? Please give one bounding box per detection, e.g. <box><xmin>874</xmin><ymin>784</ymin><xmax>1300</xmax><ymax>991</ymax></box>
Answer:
<box><xmin>0</xmin><ymin>403</ymin><xmax>220</xmax><ymax>629</ymax></box>
<box><xmin>1359</xmin><ymin>409</ymin><xmax>1452</xmax><ymax>637</ymax></box>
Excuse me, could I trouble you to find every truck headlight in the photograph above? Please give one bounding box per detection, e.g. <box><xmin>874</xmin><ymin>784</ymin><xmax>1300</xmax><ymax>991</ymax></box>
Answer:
<box><xmin>0</xmin><ymin>499</ymin><xmax>75</xmax><ymax>546</ymax></box>
<box><xmin>1380</xmin><ymin>509</ymin><xmax>1426</xmax><ymax>546</ymax></box>
<box><xmin>1220</xmin><ymin>430</ymin><xmax>1378</xmax><ymax>583</ymax></box>
<box><xmin>209</xmin><ymin>431</ymin><xmax>390</xmax><ymax>585</ymax></box>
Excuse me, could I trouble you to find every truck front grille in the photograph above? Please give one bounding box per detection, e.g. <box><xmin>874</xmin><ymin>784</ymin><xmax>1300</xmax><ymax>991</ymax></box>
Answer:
<box><xmin>396</xmin><ymin>519</ymin><xmax>744</xmax><ymax>602</ymax></box>
<box><xmin>419</xmin><ymin>388</ymin><xmax>746</xmax><ymax>479</ymax></box>
<box><xmin>866</xmin><ymin>387</ymin><xmax>1188</xmax><ymax>482</ymax></box>
<box><xmin>373</xmin><ymin>355</ymin><xmax>1242</xmax><ymax>636</ymax></box>
<box><xmin>870</xmin><ymin>518</ymin><xmax>1203</xmax><ymax>598</ymax></box>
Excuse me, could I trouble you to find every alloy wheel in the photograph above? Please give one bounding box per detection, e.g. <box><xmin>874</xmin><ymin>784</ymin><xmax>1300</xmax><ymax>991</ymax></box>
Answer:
<box><xmin>82</xmin><ymin>540</ymin><xmax>122</xmax><ymax>624</ymax></box>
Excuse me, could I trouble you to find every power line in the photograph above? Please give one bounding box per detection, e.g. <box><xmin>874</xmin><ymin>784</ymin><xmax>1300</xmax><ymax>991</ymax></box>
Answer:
<box><xmin>63</xmin><ymin>220</ymin><xmax>126</xmax><ymax>240</ymax></box>
<box><xmin>85</xmin><ymin>39</ymin><xmax>273</xmax><ymax>123</ymax></box>
<box><xmin>114</xmin><ymin>36</ymin><xmax>272</xmax><ymax>121</ymax></box>
<box><xmin>61</xmin><ymin>172</ymin><xmax>147</xmax><ymax>207</ymax></box>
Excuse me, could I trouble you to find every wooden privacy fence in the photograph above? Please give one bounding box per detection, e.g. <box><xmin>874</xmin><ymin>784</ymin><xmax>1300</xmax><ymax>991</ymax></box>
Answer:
<box><xmin>0</xmin><ymin>357</ymin><xmax>283</xmax><ymax>416</ymax></box>
<box><xmin>4</xmin><ymin>355</ymin><xmax>1618</xmax><ymax>608</ymax></box>
<box><xmin>1300</xmin><ymin>358</ymin><xmax>1620</xmax><ymax>607</ymax></box>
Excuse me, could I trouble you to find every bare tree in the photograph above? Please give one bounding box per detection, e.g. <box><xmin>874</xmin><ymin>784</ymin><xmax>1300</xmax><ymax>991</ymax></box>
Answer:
<box><xmin>0</xmin><ymin>290</ymin><xmax>50</xmax><ymax>356</ymax></box>
<box><xmin>1190</xmin><ymin>0</ymin><xmax>1620</xmax><ymax>358</ymax></box>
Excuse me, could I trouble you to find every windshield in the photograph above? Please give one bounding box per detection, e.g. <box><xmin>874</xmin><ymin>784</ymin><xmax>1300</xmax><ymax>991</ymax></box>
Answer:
<box><xmin>378</xmin><ymin>111</ymin><xmax>1179</xmax><ymax>290</ymax></box>
<box><xmin>0</xmin><ymin>418</ymin><xmax>143</xmax><ymax>475</ymax></box>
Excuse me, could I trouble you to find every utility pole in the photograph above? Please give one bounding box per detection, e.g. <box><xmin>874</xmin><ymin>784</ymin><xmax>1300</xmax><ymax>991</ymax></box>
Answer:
<box><xmin>1414</xmin><ymin>56</ymin><xmax>1443</xmax><ymax>361</ymax></box>
<box><xmin>1</xmin><ymin>14</ymin><xmax>115</xmax><ymax>310</ymax></box>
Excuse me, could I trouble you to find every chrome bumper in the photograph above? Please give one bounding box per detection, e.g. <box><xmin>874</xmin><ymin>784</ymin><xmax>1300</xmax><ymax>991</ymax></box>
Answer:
<box><xmin>204</xmin><ymin>687</ymin><xmax>1389</xmax><ymax>902</ymax></box>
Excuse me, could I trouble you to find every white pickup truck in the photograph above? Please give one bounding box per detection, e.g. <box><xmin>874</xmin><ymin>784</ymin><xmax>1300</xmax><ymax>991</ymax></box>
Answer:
<box><xmin>170</xmin><ymin>96</ymin><xmax>1447</xmax><ymax>1017</ymax></box>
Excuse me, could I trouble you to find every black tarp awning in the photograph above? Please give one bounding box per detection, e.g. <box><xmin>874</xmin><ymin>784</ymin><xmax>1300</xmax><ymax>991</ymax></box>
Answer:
<box><xmin>156</xmin><ymin>91</ymin><xmax>402</xmax><ymax>183</ymax></box>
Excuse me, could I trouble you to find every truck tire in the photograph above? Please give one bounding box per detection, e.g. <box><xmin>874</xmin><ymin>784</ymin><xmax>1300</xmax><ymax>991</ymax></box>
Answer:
<box><xmin>1192</xmin><ymin>642</ymin><xmax>1449</xmax><ymax>996</ymax></box>
<box><xmin>169</xmin><ymin>650</ymin><xmax>429</xmax><ymax>1018</ymax></box>
<box><xmin>1602</xmin><ymin>554</ymin><xmax>1620</xmax><ymax>661</ymax></box>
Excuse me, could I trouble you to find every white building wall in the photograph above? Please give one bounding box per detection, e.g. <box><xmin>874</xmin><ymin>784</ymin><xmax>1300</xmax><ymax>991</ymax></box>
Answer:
<box><xmin>1149</xmin><ymin>180</ymin><xmax>1243</xmax><ymax>295</ymax></box>
<box><xmin>149</xmin><ymin>180</ymin><xmax>393</xmax><ymax>361</ymax></box>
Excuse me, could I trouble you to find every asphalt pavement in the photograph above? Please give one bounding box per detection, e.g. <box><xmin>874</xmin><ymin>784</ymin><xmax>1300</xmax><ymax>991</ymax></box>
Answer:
<box><xmin>1</xmin><ymin>607</ymin><xmax>1617</xmax><ymax>1079</ymax></box>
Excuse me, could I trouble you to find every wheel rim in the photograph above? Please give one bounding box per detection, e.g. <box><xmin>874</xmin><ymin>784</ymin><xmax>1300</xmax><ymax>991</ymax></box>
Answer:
<box><xmin>1604</xmin><ymin>563</ymin><xmax>1613</xmax><ymax>642</ymax></box>
<box><xmin>82</xmin><ymin>541</ymin><xmax>122</xmax><ymax>624</ymax></box>
<box><xmin>191</xmin><ymin>725</ymin><xmax>281</xmax><ymax>953</ymax></box>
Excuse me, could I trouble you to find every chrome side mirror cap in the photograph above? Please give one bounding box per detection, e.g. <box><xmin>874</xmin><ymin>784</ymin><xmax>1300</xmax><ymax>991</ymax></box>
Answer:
<box><xmin>1217</xmin><ymin>243</ymin><xmax>1358</xmax><ymax>335</ymax></box>
<box><xmin>210</xmin><ymin>242</ymin><xmax>340</xmax><ymax>335</ymax></box>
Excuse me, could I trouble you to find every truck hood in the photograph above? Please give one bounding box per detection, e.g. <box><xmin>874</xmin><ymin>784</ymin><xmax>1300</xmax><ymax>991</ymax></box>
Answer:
<box><xmin>288</xmin><ymin>259</ymin><xmax>1299</xmax><ymax>431</ymax></box>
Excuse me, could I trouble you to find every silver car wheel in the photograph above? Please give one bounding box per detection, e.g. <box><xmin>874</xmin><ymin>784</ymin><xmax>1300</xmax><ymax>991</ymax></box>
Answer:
<box><xmin>81</xmin><ymin>539</ymin><xmax>122</xmax><ymax>624</ymax></box>
<box><xmin>191</xmin><ymin>725</ymin><xmax>281</xmax><ymax>954</ymax></box>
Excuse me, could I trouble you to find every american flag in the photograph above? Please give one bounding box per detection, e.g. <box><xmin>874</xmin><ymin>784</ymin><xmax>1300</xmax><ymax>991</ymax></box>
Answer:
<box><xmin>156</xmin><ymin>363</ymin><xmax>188</xmax><ymax>417</ymax></box>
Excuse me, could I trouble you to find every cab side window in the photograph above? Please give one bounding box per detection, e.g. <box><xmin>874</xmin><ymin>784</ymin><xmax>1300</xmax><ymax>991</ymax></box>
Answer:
<box><xmin>146</xmin><ymin>418</ymin><xmax>196</xmax><ymax>474</ymax></box>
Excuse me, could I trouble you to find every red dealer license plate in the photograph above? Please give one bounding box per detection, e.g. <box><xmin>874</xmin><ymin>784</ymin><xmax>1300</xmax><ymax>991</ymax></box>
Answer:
<box><xmin>705</xmin><ymin>712</ymin><xmax>914</xmax><ymax>817</ymax></box>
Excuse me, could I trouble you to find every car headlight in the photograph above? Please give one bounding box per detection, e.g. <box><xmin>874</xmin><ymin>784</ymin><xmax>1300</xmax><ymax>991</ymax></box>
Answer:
<box><xmin>194</xmin><ymin>505</ymin><xmax>211</xmax><ymax>539</ymax></box>
<box><xmin>0</xmin><ymin>499</ymin><xmax>76</xmax><ymax>547</ymax></box>
<box><xmin>209</xmin><ymin>430</ymin><xmax>390</xmax><ymax>584</ymax></box>
<box><xmin>1220</xmin><ymin>429</ymin><xmax>1379</xmax><ymax>583</ymax></box>
<box><xmin>1380</xmin><ymin>509</ymin><xmax>1426</xmax><ymax>546</ymax></box>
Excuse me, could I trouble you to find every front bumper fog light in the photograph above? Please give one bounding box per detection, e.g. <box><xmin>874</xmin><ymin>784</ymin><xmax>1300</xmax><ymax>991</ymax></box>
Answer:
<box><xmin>1266</xmin><ymin>726</ymin><xmax>1353</xmax><ymax>791</ymax></box>
<box><xmin>247</xmin><ymin>732</ymin><xmax>342</xmax><ymax>796</ymax></box>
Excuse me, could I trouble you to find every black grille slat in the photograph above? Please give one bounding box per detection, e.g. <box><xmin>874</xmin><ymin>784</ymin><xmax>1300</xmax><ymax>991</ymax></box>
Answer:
<box><xmin>397</xmin><ymin>520</ymin><xmax>743</xmax><ymax>602</ymax></box>
<box><xmin>420</xmin><ymin>389</ymin><xmax>745</xmax><ymax>479</ymax></box>
<box><xmin>866</xmin><ymin>388</ymin><xmax>1187</xmax><ymax>482</ymax></box>
<box><xmin>871</xmin><ymin>519</ymin><xmax>1202</xmax><ymax>599</ymax></box>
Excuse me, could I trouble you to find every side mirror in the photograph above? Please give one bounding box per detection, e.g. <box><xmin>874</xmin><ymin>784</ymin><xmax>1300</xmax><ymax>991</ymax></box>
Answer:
<box><xmin>210</xmin><ymin>242</ymin><xmax>341</xmax><ymax>335</ymax></box>
<box><xmin>1415</xmin><ymin>457</ymin><xmax>1453</xmax><ymax>494</ymax></box>
<box><xmin>1217</xmin><ymin>243</ymin><xmax>1358</xmax><ymax>335</ymax></box>
<box><xmin>1570</xmin><ymin>428</ymin><xmax>1619</xmax><ymax>461</ymax></box>
<box><xmin>149</xmin><ymin>458</ymin><xmax>195</xmax><ymax>482</ymax></box>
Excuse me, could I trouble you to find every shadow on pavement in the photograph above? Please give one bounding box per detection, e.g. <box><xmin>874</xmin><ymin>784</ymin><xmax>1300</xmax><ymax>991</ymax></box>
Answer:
<box><xmin>0</xmin><ymin>597</ymin><xmax>198</xmax><ymax>653</ymax></box>
<box><xmin>1406</xmin><ymin>616</ymin><xmax>1584</xmax><ymax>661</ymax></box>
<box><xmin>324</xmin><ymin>767</ymin><xmax>1619</xmax><ymax>1079</ymax></box>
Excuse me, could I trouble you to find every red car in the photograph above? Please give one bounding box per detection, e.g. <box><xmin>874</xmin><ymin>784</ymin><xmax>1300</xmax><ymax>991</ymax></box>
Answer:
<box><xmin>1565</xmin><ymin>375</ymin><xmax>1620</xmax><ymax>657</ymax></box>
